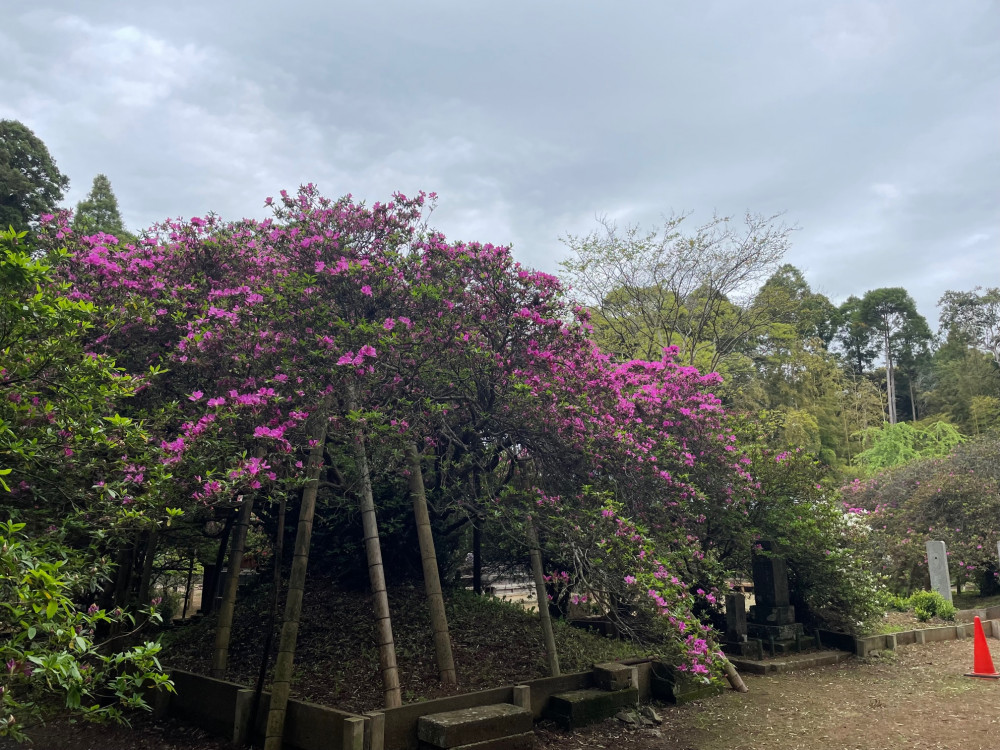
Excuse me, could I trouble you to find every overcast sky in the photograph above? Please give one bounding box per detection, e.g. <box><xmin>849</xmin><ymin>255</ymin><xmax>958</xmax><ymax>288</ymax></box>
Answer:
<box><xmin>3</xmin><ymin>1</ymin><xmax>997</xmax><ymax>321</ymax></box>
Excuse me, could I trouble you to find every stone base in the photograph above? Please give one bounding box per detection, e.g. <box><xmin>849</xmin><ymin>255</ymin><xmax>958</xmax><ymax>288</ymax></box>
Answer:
<box><xmin>418</xmin><ymin>704</ymin><xmax>532</xmax><ymax>749</ymax></box>
<box><xmin>748</xmin><ymin>621</ymin><xmax>805</xmax><ymax>642</ymax></box>
<box><xmin>728</xmin><ymin>649</ymin><xmax>851</xmax><ymax>675</ymax></box>
<box><xmin>419</xmin><ymin>732</ymin><xmax>536</xmax><ymax>750</ymax></box>
<box><xmin>721</xmin><ymin>639</ymin><xmax>764</xmax><ymax>661</ymax></box>
<box><xmin>650</xmin><ymin>671</ymin><xmax>723</xmax><ymax>705</ymax></box>
<box><xmin>593</xmin><ymin>662</ymin><xmax>634</xmax><ymax>692</ymax></box>
<box><xmin>770</xmin><ymin>636</ymin><xmax>816</xmax><ymax>655</ymax></box>
<box><xmin>748</xmin><ymin>604</ymin><xmax>796</xmax><ymax>626</ymax></box>
<box><xmin>543</xmin><ymin>687</ymin><xmax>638</xmax><ymax>729</ymax></box>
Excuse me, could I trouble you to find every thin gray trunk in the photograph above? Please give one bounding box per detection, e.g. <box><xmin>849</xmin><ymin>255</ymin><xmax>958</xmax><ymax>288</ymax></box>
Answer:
<box><xmin>181</xmin><ymin>550</ymin><xmax>195</xmax><ymax>619</ymax></box>
<box><xmin>204</xmin><ymin>514</ymin><xmax>235</xmax><ymax>616</ymax></box>
<box><xmin>136</xmin><ymin>527</ymin><xmax>159</xmax><ymax>607</ymax></box>
<box><xmin>884</xmin><ymin>326</ymin><xmax>897</xmax><ymax>425</ymax></box>
<box><xmin>526</xmin><ymin>516</ymin><xmax>560</xmax><ymax>676</ymax></box>
<box><xmin>473</xmin><ymin>520</ymin><xmax>482</xmax><ymax>595</ymax></box>
<box><xmin>250</xmin><ymin>494</ymin><xmax>286</xmax><ymax>742</ymax></box>
<box><xmin>264</xmin><ymin>413</ymin><xmax>330</xmax><ymax>750</ymax></box>
<box><xmin>211</xmin><ymin>495</ymin><xmax>255</xmax><ymax>678</ymax></box>
<box><xmin>405</xmin><ymin>441</ymin><xmax>457</xmax><ymax>685</ymax></box>
<box><xmin>350</xmin><ymin>398</ymin><xmax>402</xmax><ymax>708</ymax></box>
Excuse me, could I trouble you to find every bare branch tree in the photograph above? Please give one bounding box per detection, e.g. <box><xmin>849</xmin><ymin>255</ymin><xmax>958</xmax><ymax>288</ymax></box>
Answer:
<box><xmin>561</xmin><ymin>212</ymin><xmax>794</xmax><ymax>372</ymax></box>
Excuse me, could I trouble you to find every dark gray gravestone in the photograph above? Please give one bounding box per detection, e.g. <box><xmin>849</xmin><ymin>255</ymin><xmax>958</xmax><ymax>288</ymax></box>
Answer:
<box><xmin>752</xmin><ymin>542</ymin><xmax>790</xmax><ymax>607</ymax></box>
<box><xmin>725</xmin><ymin>593</ymin><xmax>747</xmax><ymax>642</ymax></box>
<box><xmin>749</xmin><ymin>542</ymin><xmax>796</xmax><ymax>626</ymax></box>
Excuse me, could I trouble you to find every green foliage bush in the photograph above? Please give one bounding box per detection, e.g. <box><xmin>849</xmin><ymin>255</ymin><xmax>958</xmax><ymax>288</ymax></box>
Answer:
<box><xmin>887</xmin><ymin>593</ymin><xmax>910</xmax><ymax>612</ymax></box>
<box><xmin>0</xmin><ymin>521</ymin><xmax>172</xmax><ymax>741</ymax></box>
<box><xmin>737</xmin><ymin>428</ymin><xmax>890</xmax><ymax>634</ymax></box>
<box><xmin>906</xmin><ymin>590</ymin><xmax>956</xmax><ymax>622</ymax></box>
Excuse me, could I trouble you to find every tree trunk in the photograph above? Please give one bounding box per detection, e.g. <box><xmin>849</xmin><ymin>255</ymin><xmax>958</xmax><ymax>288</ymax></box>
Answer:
<box><xmin>96</xmin><ymin>545</ymin><xmax>132</xmax><ymax>640</ymax></box>
<box><xmin>909</xmin><ymin>378</ymin><xmax>918</xmax><ymax>422</ymax></box>
<box><xmin>405</xmin><ymin>441</ymin><xmax>457</xmax><ymax>685</ymax></box>
<box><xmin>250</xmin><ymin>494</ymin><xmax>287</xmax><ymax>740</ymax></box>
<box><xmin>526</xmin><ymin>516</ymin><xmax>560</xmax><ymax>676</ymax></box>
<box><xmin>211</xmin><ymin>495</ymin><xmax>256</xmax><ymax>678</ymax></box>
<box><xmin>472</xmin><ymin>467</ymin><xmax>483</xmax><ymax>595</ymax></box>
<box><xmin>351</xmin><ymin>401</ymin><xmax>402</xmax><ymax>708</ymax></box>
<box><xmin>137</xmin><ymin>527</ymin><xmax>159</xmax><ymax>608</ymax></box>
<box><xmin>885</xmin><ymin>327</ymin><xmax>897</xmax><ymax>425</ymax></box>
<box><xmin>203</xmin><ymin>514</ymin><xmax>236</xmax><ymax>616</ymax></box>
<box><xmin>181</xmin><ymin>550</ymin><xmax>195</xmax><ymax>620</ymax></box>
<box><xmin>472</xmin><ymin>520</ymin><xmax>483</xmax><ymax>595</ymax></box>
<box><xmin>264</xmin><ymin>413</ymin><xmax>330</xmax><ymax>750</ymax></box>
<box><xmin>114</xmin><ymin>536</ymin><xmax>140</xmax><ymax>608</ymax></box>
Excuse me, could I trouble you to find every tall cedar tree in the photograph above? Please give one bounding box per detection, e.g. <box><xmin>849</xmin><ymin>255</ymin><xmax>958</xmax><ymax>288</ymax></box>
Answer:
<box><xmin>74</xmin><ymin>174</ymin><xmax>128</xmax><ymax>237</ymax></box>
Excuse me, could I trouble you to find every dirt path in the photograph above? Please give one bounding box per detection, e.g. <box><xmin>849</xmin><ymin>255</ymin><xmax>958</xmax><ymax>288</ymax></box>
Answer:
<box><xmin>540</xmin><ymin>639</ymin><xmax>1000</xmax><ymax>750</ymax></box>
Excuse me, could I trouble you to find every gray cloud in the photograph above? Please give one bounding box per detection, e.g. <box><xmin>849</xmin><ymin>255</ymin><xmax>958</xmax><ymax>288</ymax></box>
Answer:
<box><xmin>3</xmin><ymin>0</ymin><xmax>997</xmax><ymax>324</ymax></box>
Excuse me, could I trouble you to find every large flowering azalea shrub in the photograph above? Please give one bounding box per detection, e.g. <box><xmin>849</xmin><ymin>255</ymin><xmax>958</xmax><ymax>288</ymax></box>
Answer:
<box><xmin>19</xmin><ymin>185</ymin><xmax>888</xmax><ymax>698</ymax></box>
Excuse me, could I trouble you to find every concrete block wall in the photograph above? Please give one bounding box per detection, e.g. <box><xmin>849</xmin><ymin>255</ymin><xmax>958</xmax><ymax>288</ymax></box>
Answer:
<box><xmin>849</xmin><ymin>619</ymin><xmax>997</xmax><ymax>657</ymax></box>
<box><xmin>163</xmin><ymin>659</ymin><xmax>656</xmax><ymax>750</ymax></box>
<box><xmin>164</xmin><ymin>669</ymin><xmax>367</xmax><ymax>750</ymax></box>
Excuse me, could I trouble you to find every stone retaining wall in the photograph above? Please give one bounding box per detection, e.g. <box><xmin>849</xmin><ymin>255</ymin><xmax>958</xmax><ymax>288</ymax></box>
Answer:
<box><xmin>161</xmin><ymin>660</ymin><xmax>654</xmax><ymax>750</ymax></box>
<box><xmin>955</xmin><ymin>604</ymin><xmax>1000</xmax><ymax>623</ymax></box>
<box><xmin>838</xmin><ymin>619</ymin><xmax>999</xmax><ymax>658</ymax></box>
<box><xmin>162</xmin><ymin>669</ymin><xmax>368</xmax><ymax>750</ymax></box>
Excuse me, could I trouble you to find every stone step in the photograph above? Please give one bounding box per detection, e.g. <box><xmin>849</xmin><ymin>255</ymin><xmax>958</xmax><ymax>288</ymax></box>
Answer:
<box><xmin>729</xmin><ymin>648</ymin><xmax>851</xmax><ymax>675</ymax></box>
<box><xmin>771</xmin><ymin>636</ymin><xmax>817</xmax><ymax>654</ymax></box>
<box><xmin>417</xmin><ymin>703</ymin><xmax>532</xmax><ymax>749</ymax></box>
<box><xmin>424</xmin><ymin>732</ymin><xmax>535</xmax><ymax>750</ymax></box>
<box><xmin>543</xmin><ymin>687</ymin><xmax>638</xmax><ymax>729</ymax></box>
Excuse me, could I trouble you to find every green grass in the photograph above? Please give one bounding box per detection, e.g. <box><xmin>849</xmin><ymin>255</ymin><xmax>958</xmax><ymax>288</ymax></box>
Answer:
<box><xmin>952</xmin><ymin>591</ymin><xmax>1000</xmax><ymax>610</ymax></box>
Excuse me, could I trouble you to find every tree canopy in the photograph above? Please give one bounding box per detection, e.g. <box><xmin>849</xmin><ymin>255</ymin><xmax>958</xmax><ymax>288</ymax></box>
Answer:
<box><xmin>73</xmin><ymin>173</ymin><xmax>128</xmax><ymax>238</ymax></box>
<box><xmin>0</xmin><ymin>120</ymin><xmax>68</xmax><ymax>232</ymax></box>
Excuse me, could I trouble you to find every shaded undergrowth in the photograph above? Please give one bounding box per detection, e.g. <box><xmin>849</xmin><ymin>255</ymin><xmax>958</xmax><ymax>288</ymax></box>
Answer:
<box><xmin>162</xmin><ymin>577</ymin><xmax>646</xmax><ymax>713</ymax></box>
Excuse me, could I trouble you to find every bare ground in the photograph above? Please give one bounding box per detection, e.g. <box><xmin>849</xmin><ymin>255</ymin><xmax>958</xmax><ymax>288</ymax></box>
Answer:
<box><xmin>540</xmin><ymin>638</ymin><xmax>1000</xmax><ymax>750</ymax></box>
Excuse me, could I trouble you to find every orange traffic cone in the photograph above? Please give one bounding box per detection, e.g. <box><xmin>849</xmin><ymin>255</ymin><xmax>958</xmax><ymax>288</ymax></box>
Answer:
<box><xmin>965</xmin><ymin>616</ymin><xmax>1000</xmax><ymax>679</ymax></box>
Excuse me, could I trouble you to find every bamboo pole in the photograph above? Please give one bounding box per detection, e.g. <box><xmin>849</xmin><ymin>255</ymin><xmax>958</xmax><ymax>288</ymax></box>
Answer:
<box><xmin>211</xmin><ymin>495</ymin><xmax>255</xmax><ymax>678</ymax></box>
<box><xmin>353</xmin><ymin>412</ymin><xmax>402</xmax><ymax>708</ymax></box>
<box><xmin>405</xmin><ymin>441</ymin><xmax>457</xmax><ymax>685</ymax></box>
<box><xmin>264</xmin><ymin>413</ymin><xmax>330</xmax><ymax>750</ymax></box>
<box><xmin>526</xmin><ymin>515</ymin><xmax>560</xmax><ymax>676</ymax></box>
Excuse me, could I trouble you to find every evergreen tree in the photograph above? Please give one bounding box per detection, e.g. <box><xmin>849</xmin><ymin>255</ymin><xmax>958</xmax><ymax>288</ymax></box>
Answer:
<box><xmin>835</xmin><ymin>295</ymin><xmax>879</xmax><ymax>375</ymax></box>
<box><xmin>858</xmin><ymin>288</ymin><xmax>931</xmax><ymax>425</ymax></box>
<box><xmin>0</xmin><ymin>120</ymin><xmax>69</xmax><ymax>231</ymax></box>
<box><xmin>73</xmin><ymin>173</ymin><xmax>128</xmax><ymax>237</ymax></box>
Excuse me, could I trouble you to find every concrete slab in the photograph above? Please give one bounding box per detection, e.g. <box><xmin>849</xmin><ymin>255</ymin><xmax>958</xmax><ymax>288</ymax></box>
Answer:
<box><xmin>544</xmin><ymin>687</ymin><xmax>638</xmax><ymax>729</ymax></box>
<box><xmin>417</xmin><ymin>704</ymin><xmax>531</xmax><ymax>749</ymax></box>
<box><xmin>729</xmin><ymin>650</ymin><xmax>852</xmax><ymax>675</ymax></box>
<box><xmin>424</xmin><ymin>731</ymin><xmax>535</xmax><ymax>750</ymax></box>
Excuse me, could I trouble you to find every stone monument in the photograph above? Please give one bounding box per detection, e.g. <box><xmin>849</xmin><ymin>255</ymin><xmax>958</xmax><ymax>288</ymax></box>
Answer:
<box><xmin>746</xmin><ymin>542</ymin><xmax>807</xmax><ymax>651</ymax></box>
<box><xmin>926</xmin><ymin>540</ymin><xmax>953</xmax><ymax>603</ymax></box>
<box><xmin>721</xmin><ymin>591</ymin><xmax>763</xmax><ymax>660</ymax></box>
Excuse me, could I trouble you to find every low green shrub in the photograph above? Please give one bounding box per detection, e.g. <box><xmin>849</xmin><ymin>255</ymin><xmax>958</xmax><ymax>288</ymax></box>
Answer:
<box><xmin>887</xmin><ymin>593</ymin><xmax>910</xmax><ymax>612</ymax></box>
<box><xmin>906</xmin><ymin>590</ymin><xmax>956</xmax><ymax>621</ymax></box>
